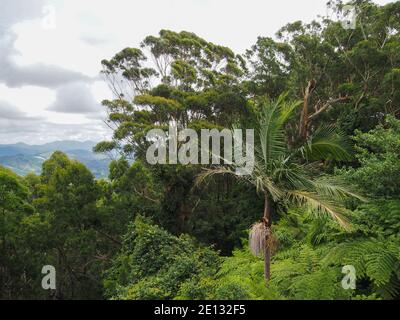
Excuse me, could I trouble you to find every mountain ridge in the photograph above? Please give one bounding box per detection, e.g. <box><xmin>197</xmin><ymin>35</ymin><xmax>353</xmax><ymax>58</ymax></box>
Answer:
<box><xmin>0</xmin><ymin>140</ymin><xmax>110</xmax><ymax>178</ymax></box>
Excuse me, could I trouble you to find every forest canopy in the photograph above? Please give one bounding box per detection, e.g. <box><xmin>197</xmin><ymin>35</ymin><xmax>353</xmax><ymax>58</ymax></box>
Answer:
<box><xmin>1</xmin><ymin>0</ymin><xmax>400</xmax><ymax>300</ymax></box>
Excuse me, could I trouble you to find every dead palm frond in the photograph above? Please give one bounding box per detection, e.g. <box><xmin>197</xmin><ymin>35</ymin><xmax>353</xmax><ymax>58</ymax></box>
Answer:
<box><xmin>249</xmin><ymin>222</ymin><xmax>267</xmax><ymax>257</ymax></box>
<box><xmin>249</xmin><ymin>222</ymin><xmax>278</xmax><ymax>257</ymax></box>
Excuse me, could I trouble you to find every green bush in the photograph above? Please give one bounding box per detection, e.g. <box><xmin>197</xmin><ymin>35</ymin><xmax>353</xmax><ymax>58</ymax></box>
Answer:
<box><xmin>104</xmin><ymin>215</ymin><xmax>220</xmax><ymax>300</ymax></box>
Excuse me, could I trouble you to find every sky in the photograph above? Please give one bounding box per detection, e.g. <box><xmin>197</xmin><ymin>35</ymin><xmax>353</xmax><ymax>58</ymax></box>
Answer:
<box><xmin>0</xmin><ymin>0</ymin><xmax>394</xmax><ymax>144</ymax></box>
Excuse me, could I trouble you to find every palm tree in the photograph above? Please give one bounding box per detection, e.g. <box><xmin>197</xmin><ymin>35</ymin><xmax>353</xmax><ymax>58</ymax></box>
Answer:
<box><xmin>196</xmin><ymin>94</ymin><xmax>363</xmax><ymax>284</ymax></box>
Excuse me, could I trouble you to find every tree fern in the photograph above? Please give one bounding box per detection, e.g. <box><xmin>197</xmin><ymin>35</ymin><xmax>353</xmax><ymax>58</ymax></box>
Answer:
<box><xmin>323</xmin><ymin>238</ymin><xmax>400</xmax><ymax>299</ymax></box>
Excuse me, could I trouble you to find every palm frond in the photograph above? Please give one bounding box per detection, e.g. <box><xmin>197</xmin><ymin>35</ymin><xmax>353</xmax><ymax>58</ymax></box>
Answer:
<box><xmin>270</xmin><ymin>159</ymin><xmax>313</xmax><ymax>191</ymax></box>
<box><xmin>259</xmin><ymin>100</ymin><xmax>285</xmax><ymax>164</ymax></box>
<box><xmin>287</xmin><ymin>190</ymin><xmax>351</xmax><ymax>230</ymax></box>
<box><xmin>251</xmin><ymin>160</ymin><xmax>285</xmax><ymax>200</ymax></box>
<box><xmin>312</xmin><ymin>176</ymin><xmax>367</xmax><ymax>202</ymax></box>
<box><xmin>258</xmin><ymin>94</ymin><xmax>300</xmax><ymax>165</ymax></box>
<box><xmin>300</xmin><ymin>125</ymin><xmax>353</xmax><ymax>161</ymax></box>
<box><xmin>277</xmin><ymin>99</ymin><xmax>302</xmax><ymax>127</ymax></box>
<box><xmin>195</xmin><ymin>167</ymin><xmax>238</xmax><ymax>187</ymax></box>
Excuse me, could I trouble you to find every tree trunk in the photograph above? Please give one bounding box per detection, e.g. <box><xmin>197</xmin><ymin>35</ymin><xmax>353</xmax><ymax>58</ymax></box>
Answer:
<box><xmin>299</xmin><ymin>79</ymin><xmax>316</xmax><ymax>141</ymax></box>
<box><xmin>263</xmin><ymin>193</ymin><xmax>273</xmax><ymax>284</ymax></box>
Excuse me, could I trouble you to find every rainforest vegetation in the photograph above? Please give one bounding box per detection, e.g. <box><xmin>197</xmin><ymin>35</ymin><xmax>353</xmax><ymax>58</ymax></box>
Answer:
<box><xmin>1</xmin><ymin>0</ymin><xmax>400</xmax><ymax>300</ymax></box>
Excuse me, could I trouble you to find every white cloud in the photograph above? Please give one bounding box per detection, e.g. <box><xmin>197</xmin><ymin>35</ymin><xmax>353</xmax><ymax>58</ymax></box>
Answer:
<box><xmin>0</xmin><ymin>84</ymin><xmax>55</xmax><ymax>116</ymax></box>
<box><xmin>0</xmin><ymin>100</ymin><xmax>42</xmax><ymax>120</ymax></box>
<box><xmin>48</xmin><ymin>81</ymin><xmax>101</xmax><ymax>114</ymax></box>
<box><xmin>0</xmin><ymin>118</ymin><xmax>110</xmax><ymax>144</ymax></box>
<box><xmin>0</xmin><ymin>0</ymin><xmax>395</xmax><ymax>144</ymax></box>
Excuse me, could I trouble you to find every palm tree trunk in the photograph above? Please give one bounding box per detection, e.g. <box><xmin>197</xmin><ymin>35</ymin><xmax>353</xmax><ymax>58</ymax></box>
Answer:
<box><xmin>263</xmin><ymin>193</ymin><xmax>272</xmax><ymax>284</ymax></box>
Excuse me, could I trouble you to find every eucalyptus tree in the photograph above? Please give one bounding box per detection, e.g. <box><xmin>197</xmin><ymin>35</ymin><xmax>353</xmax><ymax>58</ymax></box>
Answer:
<box><xmin>197</xmin><ymin>95</ymin><xmax>363</xmax><ymax>283</ymax></box>
<box><xmin>96</xmin><ymin>30</ymin><xmax>248</xmax><ymax>158</ymax></box>
<box><xmin>246</xmin><ymin>0</ymin><xmax>400</xmax><ymax>141</ymax></box>
<box><xmin>96</xmin><ymin>30</ymin><xmax>251</xmax><ymax>236</ymax></box>
<box><xmin>0</xmin><ymin>166</ymin><xmax>35</xmax><ymax>298</ymax></box>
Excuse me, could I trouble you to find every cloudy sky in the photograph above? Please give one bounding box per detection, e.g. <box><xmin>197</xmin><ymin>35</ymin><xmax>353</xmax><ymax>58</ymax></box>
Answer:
<box><xmin>0</xmin><ymin>0</ymin><xmax>393</xmax><ymax>144</ymax></box>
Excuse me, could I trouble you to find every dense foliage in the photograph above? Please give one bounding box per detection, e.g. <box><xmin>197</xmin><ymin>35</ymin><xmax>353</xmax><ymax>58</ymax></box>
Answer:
<box><xmin>1</xmin><ymin>0</ymin><xmax>400</xmax><ymax>300</ymax></box>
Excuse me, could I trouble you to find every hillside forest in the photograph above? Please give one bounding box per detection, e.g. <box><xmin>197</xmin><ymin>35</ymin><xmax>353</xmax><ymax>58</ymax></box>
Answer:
<box><xmin>1</xmin><ymin>0</ymin><xmax>400</xmax><ymax>300</ymax></box>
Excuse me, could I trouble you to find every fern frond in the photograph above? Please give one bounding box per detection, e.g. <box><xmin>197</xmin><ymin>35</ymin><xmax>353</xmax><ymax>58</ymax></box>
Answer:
<box><xmin>322</xmin><ymin>239</ymin><xmax>400</xmax><ymax>298</ymax></box>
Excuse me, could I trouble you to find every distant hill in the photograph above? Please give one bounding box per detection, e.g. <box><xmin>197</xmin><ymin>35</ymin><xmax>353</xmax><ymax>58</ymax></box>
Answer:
<box><xmin>0</xmin><ymin>141</ymin><xmax>111</xmax><ymax>178</ymax></box>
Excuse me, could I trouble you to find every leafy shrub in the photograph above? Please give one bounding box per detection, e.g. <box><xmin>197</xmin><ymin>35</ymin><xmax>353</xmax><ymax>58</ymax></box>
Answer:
<box><xmin>104</xmin><ymin>215</ymin><xmax>220</xmax><ymax>300</ymax></box>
